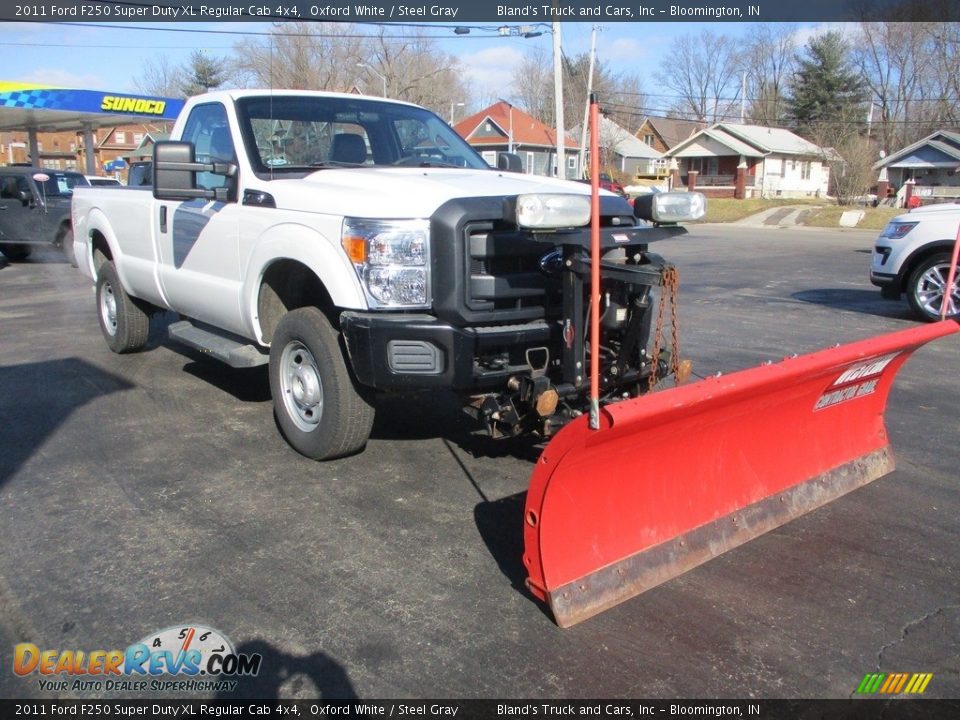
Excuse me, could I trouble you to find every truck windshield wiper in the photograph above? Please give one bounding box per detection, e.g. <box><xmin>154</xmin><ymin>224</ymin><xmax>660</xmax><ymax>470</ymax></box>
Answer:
<box><xmin>306</xmin><ymin>161</ymin><xmax>366</xmax><ymax>169</ymax></box>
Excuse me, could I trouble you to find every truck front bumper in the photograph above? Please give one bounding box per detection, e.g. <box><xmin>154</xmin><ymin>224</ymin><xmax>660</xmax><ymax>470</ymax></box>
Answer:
<box><xmin>340</xmin><ymin>311</ymin><xmax>552</xmax><ymax>392</ymax></box>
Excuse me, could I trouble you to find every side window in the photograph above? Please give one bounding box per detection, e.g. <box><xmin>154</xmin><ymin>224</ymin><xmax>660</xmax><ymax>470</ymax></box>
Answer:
<box><xmin>180</xmin><ymin>103</ymin><xmax>235</xmax><ymax>192</ymax></box>
<box><xmin>1</xmin><ymin>176</ymin><xmax>26</xmax><ymax>199</ymax></box>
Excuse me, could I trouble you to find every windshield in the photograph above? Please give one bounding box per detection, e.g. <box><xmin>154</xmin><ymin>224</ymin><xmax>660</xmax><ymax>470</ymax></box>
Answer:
<box><xmin>38</xmin><ymin>172</ymin><xmax>89</xmax><ymax>196</ymax></box>
<box><xmin>236</xmin><ymin>95</ymin><xmax>490</xmax><ymax>174</ymax></box>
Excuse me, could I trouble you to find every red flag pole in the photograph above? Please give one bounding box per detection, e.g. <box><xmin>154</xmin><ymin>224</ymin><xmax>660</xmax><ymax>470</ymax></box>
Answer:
<box><xmin>588</xmin><ymin>94</ymin><xmax>601</xmax><ymax>430</ymax></box>
<box><xmin>940</xmin><ymin>222</ymin><xmax>960</xmax><ymax>320</ymax></box>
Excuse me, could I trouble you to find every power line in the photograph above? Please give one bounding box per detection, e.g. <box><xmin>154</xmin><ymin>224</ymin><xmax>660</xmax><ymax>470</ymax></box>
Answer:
<box><xmin>597</xmin><ymin>99</ymin><xmax>960</xmax><ymax>127</ymax></box>
<box><xmin>41</xmin><ymin>20</ymin><xmax>542</xmax><ymax>39</ymax></box>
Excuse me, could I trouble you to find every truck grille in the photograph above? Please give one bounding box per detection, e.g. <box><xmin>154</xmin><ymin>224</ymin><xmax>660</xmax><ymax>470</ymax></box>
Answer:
<box><xmin>464</xmin><ymin>220</ymin><xmax>557</xmax><ymax>318</ymax></box>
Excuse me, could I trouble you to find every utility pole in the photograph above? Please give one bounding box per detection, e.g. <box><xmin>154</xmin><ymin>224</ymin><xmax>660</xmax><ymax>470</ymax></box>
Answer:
<box><xmin>578</xmin><ymin>25</ymin><xmax>598</xmax><ymax>179</ymax></box>
<box><xmin>553</xmin><ymin>22</ymin><xmax>565</xmax><ymax>178</ymax></box>
<box><xmin>740</xmin><ymin>72</ymin><xmax>746</xmax><ymax>124</ymax></box>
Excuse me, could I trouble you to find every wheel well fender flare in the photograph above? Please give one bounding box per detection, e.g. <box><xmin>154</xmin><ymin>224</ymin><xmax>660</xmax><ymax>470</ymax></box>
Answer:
<box><xmin>241</xmin><ymin>222</ymin><xmax>366</xmax><ymax>344</ymax></box>
<box><xmin>898</xmin><ymin>240</ymin><xmax>957</xmax><ymax>290</ymax></box>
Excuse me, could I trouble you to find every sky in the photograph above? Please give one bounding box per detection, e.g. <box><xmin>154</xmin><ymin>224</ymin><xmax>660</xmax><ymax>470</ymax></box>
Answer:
<box><xmin>0</xmin><ymin>19</ymin><xmax>840</xmax><ymax>114</ymax></box>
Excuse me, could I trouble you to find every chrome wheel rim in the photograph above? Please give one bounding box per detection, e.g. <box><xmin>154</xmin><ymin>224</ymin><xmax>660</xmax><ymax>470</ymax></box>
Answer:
<box><xmin>279</xmin><ymin>340</ymin><xmax>323</xmax><ymax>432</ymax></box>
<box><xmin>915</xmin><ymin>262</ymin><xmax>960</xmax><ymax>317</ymax></box>
<box><xmin>100</xmin><ymin>281</ymin><xmax>118</xmax><ymax>336</ymax></box>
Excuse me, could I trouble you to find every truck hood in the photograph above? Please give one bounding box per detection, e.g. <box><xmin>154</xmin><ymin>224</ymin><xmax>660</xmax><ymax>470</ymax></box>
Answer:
<box><xmin>260</xmin><ymin>167</ymin><xmax>607</xmax><ymax>219</ymax></box>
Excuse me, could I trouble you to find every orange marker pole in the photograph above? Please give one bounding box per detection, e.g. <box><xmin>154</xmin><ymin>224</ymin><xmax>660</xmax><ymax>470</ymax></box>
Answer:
<box><xmin>940</xmin><ymin>221</ymin><xmax>960</xmax><ymax>320</ymax></box>
<box><xmin>588</xmin><ymin>94</ymin><xmax>601</xmax><ymax>430</ymax></box>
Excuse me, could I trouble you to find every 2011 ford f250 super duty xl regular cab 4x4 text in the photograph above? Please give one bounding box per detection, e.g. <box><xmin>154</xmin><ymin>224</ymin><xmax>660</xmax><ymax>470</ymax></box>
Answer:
<box><xmin>71</xmin><ymin>89</ymin><xmax>705</xmax><ymax>460</ymax></box>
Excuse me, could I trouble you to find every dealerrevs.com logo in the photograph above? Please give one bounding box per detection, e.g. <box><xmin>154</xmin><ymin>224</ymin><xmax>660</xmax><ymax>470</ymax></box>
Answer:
<box><xmin>13</xmin><ymin>624</ymin><xmax>261</xmax><ymax>693</ymax></box>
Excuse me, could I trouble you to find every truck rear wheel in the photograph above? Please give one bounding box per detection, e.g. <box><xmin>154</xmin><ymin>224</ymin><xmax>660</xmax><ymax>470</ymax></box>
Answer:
<box><xmin>269</xmin><ymin>307</ymin><xmax>375</xmax><ymax>460</ymax></box>
<box><xmin>0</xmin><ymin>244</ymin><xmax>31</xmax><ymax>261</ymax></box>
<box><xmin>59</xmin><ymin>227</ymin><xmax>77</xmax><ymax>268</ymax></box>
<box><xmin>96</xmin><ymin>261</ymin><xmax>150</xmax><ymax>353</ymax></box>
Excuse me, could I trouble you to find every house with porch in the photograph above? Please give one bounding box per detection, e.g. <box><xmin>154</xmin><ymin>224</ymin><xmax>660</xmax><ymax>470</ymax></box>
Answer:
<box><xmin>873</xmin><ymin>130</ymin><xmax>960</xmax><ymax>206</ymax></box>
<box><xmin>666</xmin><ymin>123</ymin><xmax>832</xmax><ymax>198</ymax></box>
<box><xmin>453</xmin><ymin>101</ymin><xmax>580</xmax><ymax>179</ymax></box>
<box><xmin>571</xmin><ymin>115</ymin><xmax>665</xmax><ymax>179</ymax></box>
<box><xmin>635</xmin><ymin>116</ymin><xmax>704</xmax><ymax>154</ymax></box>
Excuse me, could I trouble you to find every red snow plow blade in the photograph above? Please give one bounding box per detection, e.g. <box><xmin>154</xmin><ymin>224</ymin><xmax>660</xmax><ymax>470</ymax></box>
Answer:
<box><xmin>523</xmin><ymin>320</ymin><xmax>958</xmax><ymax>627</ymax></box>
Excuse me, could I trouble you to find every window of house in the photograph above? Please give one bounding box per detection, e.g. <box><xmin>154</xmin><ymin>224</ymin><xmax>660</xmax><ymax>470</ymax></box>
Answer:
<box><xmin>133</xmin><ymin>133</ymin><xmax>144</xmax><ymax>145</ymax></box>
<box><xmin>481</xmin><ymin>150</ymin><xmax>496</xmax><ymax>167</ymax></box>
<box><xmin>115</xmin><ymin>131</ymin><xmax>126</xmax><ymax>144</ymax></box>
<box><xmin>567</xmin><ymin>156</ymin><xmax>577</xmax><ymax>171</ymax></box>
<box><xmin>801</xmin><ymin>161</ymin><xmax>812</xmax><ymax>180</ymax></box>
<box><xmin>707</xmin><ymin>157</ymin><xmax>719</xmax><ymax>176</ymax></box>
<box><xmin>525</xmin><ymin>151</ymin><xmax>534</xmax><ymax>174</ymax></box>
<box><xmin>780</xmin><ymin>158</ymin><xmax>786</xmax><ymax>175</ymax></box>
<box><xmin>643</xmin><ymin>134</ymin><xmax>655</xmax><ymax>146</ymax></box>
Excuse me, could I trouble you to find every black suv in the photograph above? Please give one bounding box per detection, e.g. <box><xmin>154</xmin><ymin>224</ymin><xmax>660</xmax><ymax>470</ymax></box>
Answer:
<box><xmin>0</xmin><ymin>166</ymin><xmax>89</xmax><ymax>261</ymax></box>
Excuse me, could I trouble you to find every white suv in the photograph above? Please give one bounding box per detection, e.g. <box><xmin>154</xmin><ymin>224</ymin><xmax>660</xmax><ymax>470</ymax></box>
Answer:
<box><xmin>871</xmin><ymin>203</ymin><xmax>960</xmax><ymax>321</ymax></box>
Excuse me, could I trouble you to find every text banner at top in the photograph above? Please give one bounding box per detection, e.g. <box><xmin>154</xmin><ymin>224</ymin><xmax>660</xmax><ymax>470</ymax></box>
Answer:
<box><xmin>5</xmin><ymin>0</ymin><xmax>960</xmax><ymax>24</ymax></box>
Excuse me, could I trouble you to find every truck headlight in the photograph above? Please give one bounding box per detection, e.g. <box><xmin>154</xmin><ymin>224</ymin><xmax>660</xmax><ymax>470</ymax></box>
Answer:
<box><xmin>634</xmin><ymin>191</ymin><xmax>706</xmax><ymax>224</ymax></box>
<box><xmin>342</xmin><ymin>218</ymin><xmax>430</xmax><ymax>308</ymax></box>
<box><xmin>880</xmin><ymin>221</ymin><xmax>917</xmax><ymax>239</ymax></box>
<box><xmin>515</xmin><ymin>194</ymin><xmax>591</xmax><ymax>229</ymax></box>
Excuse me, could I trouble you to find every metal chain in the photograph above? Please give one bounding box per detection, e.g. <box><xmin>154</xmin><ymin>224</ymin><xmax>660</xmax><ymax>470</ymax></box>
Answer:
<box><xmin>667</xmin><ymin>267</ymin><xmax>681</xmax><ymax>381</ymax></box>
<box><xmin>648</xmin><ymin>266</ymin><xmax>680</xmax><ymax>391</ymax></box>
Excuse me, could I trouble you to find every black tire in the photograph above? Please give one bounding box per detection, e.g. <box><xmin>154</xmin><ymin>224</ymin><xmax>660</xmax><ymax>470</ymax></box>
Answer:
<box><xmin>906</xmin><ymin>253</ymin><xmax>959</xmax><ymax>322</ymax></box>
<box><xmin>96</xmin><ymin>261</ymin><xmax>150</xmax><ymax>353</ymax></box>
<box><xmin>58</xmin><ymin>227</ymin><xmax>77</xmax><ymax>268</ymax></box>
<box><xmin>269</xmin><ymin>307</ymin><xmax>375</xmax><ymax>460</ymax></box>
<box><xmin>0</xmin><ymin>243</ymin><xmax>31</xmax><ymax>261</ymax></box>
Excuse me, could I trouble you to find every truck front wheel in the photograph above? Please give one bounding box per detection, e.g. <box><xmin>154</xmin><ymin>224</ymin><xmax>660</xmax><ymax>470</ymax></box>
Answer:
<box><xmin>96</xmin><ymin>261</ymin><xmax>150</xmax><ymax>353</ymax></box>
<box><xmin>269</xmin><ymin>307</ymin><xmax>375</xmax><ymax>460</ymax></box>
<box><xmin>907</xmin><ymin>253</ymin><xmax>960</xmax><ymax>322</ymax></box>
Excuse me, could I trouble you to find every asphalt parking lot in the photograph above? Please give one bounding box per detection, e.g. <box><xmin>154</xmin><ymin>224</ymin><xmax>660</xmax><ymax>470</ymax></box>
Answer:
<box><xmin>1</xmin><ymin>225</ymin><xmax>958</xmax><ymax>700</ymax></box>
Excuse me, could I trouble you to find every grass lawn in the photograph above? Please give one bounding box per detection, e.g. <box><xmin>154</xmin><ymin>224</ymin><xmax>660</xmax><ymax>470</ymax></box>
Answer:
<box><xmin>699</xmin><ymin>197</ymin><xmax>823</xmax><ymax>223</ymax></box>
<box><xmin>801</xmin><ymin>205</ymin><xmax>903</xmax><ymax>230</ymax></box>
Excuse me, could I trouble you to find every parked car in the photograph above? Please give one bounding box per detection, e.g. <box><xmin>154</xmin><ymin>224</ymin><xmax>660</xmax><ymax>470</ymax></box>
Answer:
<box><xmin>127</xmin><ymin>161</ymin><xmax>152</xmax><ymax>187</ymax></box>
<box><xmin>577</xmin><ymin>172</ymin><xmax>626</xmax><ymax>197</ymax></box>
<box><xmin>870</xmin><ymin>203</ymin><xmax>960</xmax><ymax>321</ymax></box>
<box><xmin>85</xmin><ymin>175</ymin><xmax>122</xmax><ymax>187</ymax></box>
<box><xmin>598</xmin><ymin>172</ymin><xmax>626</xmax><ymax>196</ymax></box>
<box><xmin>0</xmin><ymin>167</ymin><xmax>89</xmax><ymax>262</ymax></box>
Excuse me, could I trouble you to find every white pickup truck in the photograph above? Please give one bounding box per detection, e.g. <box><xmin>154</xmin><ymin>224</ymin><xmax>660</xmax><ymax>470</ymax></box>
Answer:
<box><xmin>72</xmin><ymin>89</ymin><xmax>703</xmax><ymax>459</ymax></box>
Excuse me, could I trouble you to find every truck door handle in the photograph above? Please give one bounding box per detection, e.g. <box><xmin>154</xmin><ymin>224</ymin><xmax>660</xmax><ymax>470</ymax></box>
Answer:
<box><xmin>160</xmin><ymin>206</ymin><xmax>167</xmax><ymax>233</ymax></box>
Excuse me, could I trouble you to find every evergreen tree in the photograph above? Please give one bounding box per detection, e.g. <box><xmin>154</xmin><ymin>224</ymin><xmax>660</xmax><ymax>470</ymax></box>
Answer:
<box><xmin>787</xmin><ymin>32</ymin><xmax>866</xmax><ymax>139</ymax></box>
<box><xmin>179</xmin><ymin>51</ymin><xmax>226</xmax><ymax>96</ymax></box>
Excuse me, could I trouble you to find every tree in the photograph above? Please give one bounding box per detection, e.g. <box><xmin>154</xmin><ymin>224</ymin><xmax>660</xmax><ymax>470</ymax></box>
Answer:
<box><xmin>787</xmin><ymin>32</ymin><xmax>867</xmax><ymax>140</ymax></box>
<box><xmin>741</xmin><ymin>25</ymin><xmax>796</xmax><ymax>126</ymax></box>
<box><xmin>232</xmin><ymin>22</ymin><xmax>368</xmax><ymax>91</ymax></box>
<box><xmin>231</xmin><ymin>23</ymin><xmax>468</xmax><ymax>117</ymax></box>
<box><xmin>133</xmin><ymin>55</ymin><xmax>185</xmax><ymax>98</ymax></box>
<box><xmin>854</xmin><ymin>22</ymin><xmax>930</xmax><ymax>152</ymax></box>
<box><xmin>823</xmin><ymin>134</ymin><xmax>878</xmax><ymax>205</ymax></box>
<box><xmin>655</xmin><ymin>31</ymin><xmax>741</xmax><ymax>123</ymax></box>
<box><xmin>510</xmin><ymin>47</ymin><xmax>647</xmax><ymax>133</ymax></box>
<box><xmin>179</xmin><ymin>50</ymin><xmax>227</xmax><ymax>96</ymax></box>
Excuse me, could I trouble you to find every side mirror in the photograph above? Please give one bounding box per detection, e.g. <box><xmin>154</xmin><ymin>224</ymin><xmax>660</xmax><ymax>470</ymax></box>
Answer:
<box><xmin>153</xmin><ymin>141</ymin><xmax>237</xmax><ymax>202</ymax></box>
<box><xmin>497</xmin><ymin>152</ymin><xmax>523</xmax><ymax>173</ymax></box>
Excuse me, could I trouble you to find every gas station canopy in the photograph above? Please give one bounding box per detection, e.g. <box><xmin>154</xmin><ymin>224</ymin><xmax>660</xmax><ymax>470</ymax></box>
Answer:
<box><xmin>0</xmin><ymin>81</ymin><xmax>184</xmax><ymax>131</ymax></box>
<box><xmin>0</xmin><ymin>81</ymin><xmax>184</xmax><ymax>172</ymax></box>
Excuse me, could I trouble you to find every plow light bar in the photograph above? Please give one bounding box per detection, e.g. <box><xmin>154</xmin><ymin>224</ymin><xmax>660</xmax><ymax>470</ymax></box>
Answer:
<box><xmin>514</xmin><ymin>194</ymin><xmax>591</xmax><ymax>229</ymax></box>
<box><xmin>634</xmin><ymin>191</ymin><xmax>707</xmax><ymax>224</ymax></box>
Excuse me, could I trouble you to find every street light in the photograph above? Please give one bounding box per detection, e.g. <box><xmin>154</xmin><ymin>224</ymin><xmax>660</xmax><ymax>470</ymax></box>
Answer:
<box><xmin>356</xmin><ymin>62</ymin><xmax>387</xmax><ymax>98</ymax></box>
<box><xmin>449</xmin><ymin>102</ymin><xmax>464</xmax><ymax>124</ymax></box>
